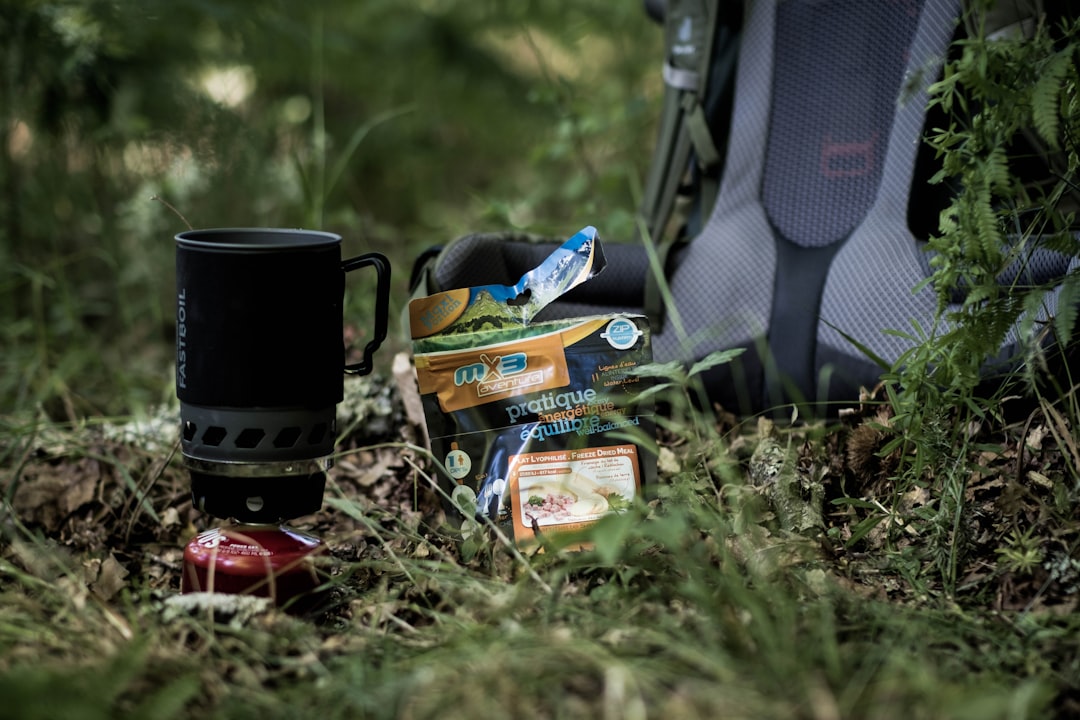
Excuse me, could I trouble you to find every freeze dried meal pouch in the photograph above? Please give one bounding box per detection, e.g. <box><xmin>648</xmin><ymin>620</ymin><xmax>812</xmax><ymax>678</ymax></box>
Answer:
<box><xmin>409</xmin><ymin>226</ymin><xmax>655</xmax><ymax>547</ymax></box>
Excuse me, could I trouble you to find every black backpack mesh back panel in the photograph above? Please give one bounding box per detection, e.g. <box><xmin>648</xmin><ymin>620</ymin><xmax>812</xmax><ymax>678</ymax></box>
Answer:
<box><xmin>817</xmin><ymin>0</ymin><xmax>973</xmax><ymax>389</ymax></box>
<box><xmin>659</xmin><ymin>0</ymin><xmax>965</xmax><ymax>411</ymax></box>
<box><xmin>763</xmin><ymin>1</ymin><xmax>923</xmax><ymax>248</ymax></box>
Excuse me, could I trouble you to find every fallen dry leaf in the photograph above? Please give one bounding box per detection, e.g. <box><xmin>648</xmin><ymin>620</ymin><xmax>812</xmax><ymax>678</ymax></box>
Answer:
<box><xmin>89</xmin><ymin>552</ymin><xmax>130</xmax><ymax>601</ymax></box>
<box><xmin>12</xmin><ymin>458</ymin><xmax>102</xmax><ymax>532</ymax></box>
<box><xmin>1025</xmin><ymin>424</ymin><xmax>1049</xmax><ymax>452</ymax></box>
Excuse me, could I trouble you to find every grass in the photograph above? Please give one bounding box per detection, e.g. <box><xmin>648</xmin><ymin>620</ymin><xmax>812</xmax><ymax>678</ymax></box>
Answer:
<box><xmin>2</xmin><ymin>379</ymin><xmax>1079</xmax><ymax>718</ymax></box>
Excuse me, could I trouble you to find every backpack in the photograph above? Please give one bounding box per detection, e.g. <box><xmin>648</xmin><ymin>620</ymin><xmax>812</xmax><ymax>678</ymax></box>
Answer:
<box><xmin>409</xmin><ymin>0</ymin><xmax>1077</xmax><ymax>416</ymax></box>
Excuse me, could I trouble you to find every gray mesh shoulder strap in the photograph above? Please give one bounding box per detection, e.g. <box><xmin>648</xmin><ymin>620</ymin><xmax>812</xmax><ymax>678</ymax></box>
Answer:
<box><xmin>639</xmin><ymin>0</ymin><xmax>737</xmax><ymax>326</ymax></box>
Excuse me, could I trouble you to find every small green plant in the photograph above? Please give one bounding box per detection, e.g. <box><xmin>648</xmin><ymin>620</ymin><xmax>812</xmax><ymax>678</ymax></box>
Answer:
<box><xmin>631</xmin><ymin>348</ymin><xmax>746</xmax><ymax>494</ymax></box>
<box><xmin>868</xmin><ymin>0</ymin><xmax>1080</xmax><ymax>592</ymax></box>
<box><xmin>996</xmin><ymin>526</ymin><xmax>1046</xmax><ymax>575</ymax></box>
<box><xmin>901</xmin><ymin>2</ymin><xmax>1079</xmax><ymax>400</ymax></box>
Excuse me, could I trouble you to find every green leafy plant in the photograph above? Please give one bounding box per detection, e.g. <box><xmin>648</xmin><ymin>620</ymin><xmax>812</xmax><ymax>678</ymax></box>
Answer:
<box><xmin>909</xmin><ymin>2</ymin><xmax>1080</xmax><ymax>402</ymax></box>
<box><xmin>858</xmin><ymin>1</ymin><xmax>1080</xmax><ymax>593</ymax></box>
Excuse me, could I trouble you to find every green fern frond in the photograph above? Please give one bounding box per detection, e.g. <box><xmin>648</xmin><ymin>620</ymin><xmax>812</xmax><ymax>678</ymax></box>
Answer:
<box><xmin>943</xmin><ymin>196</ymin><xmax>964</xmax><ymax>222</ymax></box>
<box><xmin>977</xmin><ymin>218</ymin><xmax>1001</xmax><ymax>260</ymax></box>
<box><xmin>1053</xmin><ymin>272</ymin><xmax>1080</xmax><ymax>346</ymax></box>
<box><xmin>1040</xmin><ymin>227</ymin><xmax>1080</xmax><ymax>256</ymax></box>
<box><xmin>1031</xmin><ymin>51</ymin><xmax>1070</xmax><ymax>151</ymax></box>
<box><xmin>962</xmin><ymin>283</ymin><xmax>995</xmax><ymax>308</ymax></box>
<box><xmin>974</xmin><ymin>191</ymin><xmax>1003</xmax><ymax>265</ymax></box>
<box><xmin>984</xmin><ymin>147</ymin><xmax>1011</xmax><ymax>192</ymax></box>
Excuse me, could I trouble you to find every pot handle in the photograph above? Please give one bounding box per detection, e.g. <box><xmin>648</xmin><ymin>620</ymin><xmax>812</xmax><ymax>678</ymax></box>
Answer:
<box><xmin>342</xmin><ymin>252</ymin><xmax>391</xmax><ymax>375</ymax></box>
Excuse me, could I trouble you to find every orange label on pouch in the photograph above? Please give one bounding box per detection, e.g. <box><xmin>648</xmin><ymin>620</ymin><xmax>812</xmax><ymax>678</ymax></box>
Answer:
<box><xmin>509</xmin><ymin>444</ymin><xmax>641</xmax><ymax>546</ymax></box>
<box><xmin>409</xmin><ymin>289</ymin><xmax>471</xmax><ymax>338</ymax></box>
<box><xmin>414</xmin><ymin>329</ymin><xmax>571</xmax><ymax>412</ymax></box>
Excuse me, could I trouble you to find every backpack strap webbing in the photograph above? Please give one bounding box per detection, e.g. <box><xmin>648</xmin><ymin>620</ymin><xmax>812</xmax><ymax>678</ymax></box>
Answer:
<box><xmin>639</xmin><ymin>0</ymin><xmax>735</xmax><ymax>328</ymax></box>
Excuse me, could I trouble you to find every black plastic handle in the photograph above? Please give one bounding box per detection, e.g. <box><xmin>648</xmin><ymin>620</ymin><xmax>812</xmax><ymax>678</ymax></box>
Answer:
<box><xmin>342</xmin><ymin>252</ymin><xmax>391</xmax><ymax>375</ymax></box>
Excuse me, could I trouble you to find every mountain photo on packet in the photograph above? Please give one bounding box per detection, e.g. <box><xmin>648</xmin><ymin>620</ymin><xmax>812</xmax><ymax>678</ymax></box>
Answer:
<box><xmin>409</xmin><ymin>226</ymin><xmax>656</xmax><ymax>547</ymax></box>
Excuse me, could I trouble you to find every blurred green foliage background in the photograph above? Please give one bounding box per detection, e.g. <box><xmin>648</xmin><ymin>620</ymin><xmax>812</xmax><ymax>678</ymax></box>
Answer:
<box><xmin>0</xmin><ymin>0</ymin><xmax>661</xmax><ymax>418</ymax></box>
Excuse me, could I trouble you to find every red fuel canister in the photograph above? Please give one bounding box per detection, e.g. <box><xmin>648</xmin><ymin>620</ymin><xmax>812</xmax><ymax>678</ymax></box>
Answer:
<box><xmin>182</xmin><ymin>524</ymin><xmax>326</xmax><ymax>610</ymax></box>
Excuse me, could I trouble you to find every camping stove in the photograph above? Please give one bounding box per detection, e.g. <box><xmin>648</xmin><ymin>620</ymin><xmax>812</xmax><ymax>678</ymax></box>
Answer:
<box><xmin>178</xmin><ymin>406</ymin><xmax>332</xmax><ymax>610</ymax></box>
<box><xmin>174</xmin><ymin>227</ymin><xmax>390</xmax><ymax>607</ymax></box>
<box><xmin>180</xmin><ymin>407</ymin><xmax>334</xmax><ymax>524</ymax></box>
